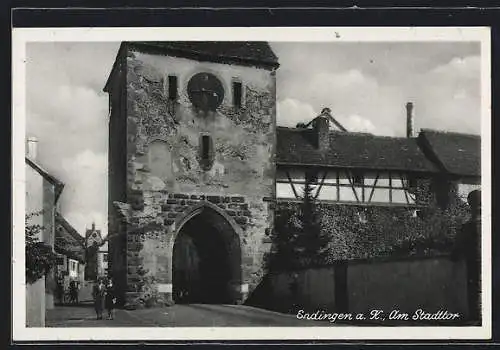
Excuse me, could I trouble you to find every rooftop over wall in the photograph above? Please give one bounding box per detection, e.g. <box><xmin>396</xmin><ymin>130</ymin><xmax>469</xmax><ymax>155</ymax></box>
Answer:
<box><xmin>55</xmin><ymin>213</ymin><xmax>86</xmax><ymax>263</ymax></box>
<box><xmin>418</xmin><ymin>129</ymin><xmax>481</xmax><ymax>178</ymax></box>
<box><xmin>276</xmin><ymin>127</ymin><xmax>440</xmax><ymax>174</ymax></box>
<box><xmin>127</xmin><ymin>41</ymin><xmax>280</xmax><ymax>70</ymax></box>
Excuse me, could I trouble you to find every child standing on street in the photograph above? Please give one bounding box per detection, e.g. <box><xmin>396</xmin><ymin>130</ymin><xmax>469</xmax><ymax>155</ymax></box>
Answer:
<box><xmin>105</xmin><ymin>279</ymin><xmax>117</xmax><ymax>320</ymax></box>
<box><xmin>93</xmin><ymin>278</ymin><xmax>106</xmax><ymax>320</ymax></box>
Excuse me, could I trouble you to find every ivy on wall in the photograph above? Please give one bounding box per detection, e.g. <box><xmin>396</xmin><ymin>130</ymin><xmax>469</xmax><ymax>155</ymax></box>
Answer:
<box><xmin>26</xmin><ymin>212</ymin><xmax>58</xmax><ymax>284</ymax></box>
<box><xmin>267</xmin><ymin>180</ymin><xmax>470</xmax><ymax>270</ymax></box>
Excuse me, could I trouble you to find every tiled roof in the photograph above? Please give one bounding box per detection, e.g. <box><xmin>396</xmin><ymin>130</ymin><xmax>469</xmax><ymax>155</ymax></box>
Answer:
<box><xmin>55</xmin><ymin>213</ymin><xmax>85</xmax><ymax>263</ymax></box>
<box><xmin>418</xmin><ymin>129</ymin><xmax>481</xmax><ymax>177</ymax></box>
<box><xmin>25</xmin><ymin>157</ymin><xmax>65</xmax><ymax>200</ymax></box>
<box><xmin>127</xmin><ymin>41</ymin><xmax>280</xmax><ymax>70</ymax></box>
<box><xmin>276</xmin><ymin>127</ymin><xmax>439</xmax><ymax>173</ymax></box>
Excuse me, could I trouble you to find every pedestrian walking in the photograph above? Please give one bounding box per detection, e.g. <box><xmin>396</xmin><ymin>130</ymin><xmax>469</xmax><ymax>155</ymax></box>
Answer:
<box><xmin>69</xmin><ymin>280</ymin><xmax>79</xmax><ymax>305</ymax></box>
<box><xmin>56</xmin><ymin>278</ymin><xmax>65</xmax><ymax>305</ymax></box>
<box><xmin>93</xmin><ymin>278</ymin><xmax>106</xmax><ymax>320</ymax></box>
<box><xmin>105</xmin><ymin>278</ymin><xmax>117</xmax><ymax>320</ymax></box>
<box><xmin>451</xmin><ymin>189</ymin><xmax>481</xmax><ymax>324</ymax></box>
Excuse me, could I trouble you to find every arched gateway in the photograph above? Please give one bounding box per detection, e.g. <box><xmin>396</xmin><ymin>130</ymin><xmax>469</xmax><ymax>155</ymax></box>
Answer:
<box><xmin>172</xmin><ymin>203</ymin><xmax>242</xmax><ymax>304</ymax></box>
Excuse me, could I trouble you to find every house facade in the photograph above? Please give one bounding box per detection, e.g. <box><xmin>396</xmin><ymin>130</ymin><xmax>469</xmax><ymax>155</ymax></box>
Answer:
<box><xmin>275</xmin><ymin>107</ymin><xmax>480</xmax><ymax>260</ymax></box>
<box><xmin>25</xmin><ymin>137</ymin><xmax>64</xmax><ymax>326</ymax></box>
<box><xmin>84</xmin><ymin>223</ymin><xmax>104</xmax><ymax>281</ymax></box>
<box><xmin>54</xmin><ymin>213</ymin><xmax>86</xmax><ymax>300</ymax></box>
<box><xmin>97</xmin><ymin>240</ymin><xmax>109</xmax><ymax>277</ymax></box>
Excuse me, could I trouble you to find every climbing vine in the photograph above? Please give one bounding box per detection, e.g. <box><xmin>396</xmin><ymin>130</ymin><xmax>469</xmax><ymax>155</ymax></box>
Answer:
<box><xmin>268</xmin><ymin>182</ymin><xmax>470</xmax><ymax>269</ymax></box>
<box><xmin>25</xmin><ymin>212</ymin><xmax>58</xmax><ymax>284</ymax></box>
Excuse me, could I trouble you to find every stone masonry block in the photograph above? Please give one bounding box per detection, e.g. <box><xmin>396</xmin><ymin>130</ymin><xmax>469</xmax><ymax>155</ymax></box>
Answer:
<box><xmin>223</xmin><ymin>196</ymin><xmax>231</xmax><ymax>203</ymax></box>
<box><xmin>164</xmin><ymin>218</ymin><xmax>175</xmax><ymax>226</ymax></box>
<box><xmin>128</xmin><ymin>255</ymin><xmax>144</xmax><ymax>264</ymax></box>
<box><xmin>161</xmin><ymin>204</ymin><xmax>172</xmax><ymax>211</ymax></box>
<box><xmin>242</xmin><ymin>210</ymin><xmax>252</xmax><ymax>217</ymax></box>
<box><xmin>226</xmin><ymin>210</ymin><xmax>237</xmax><ymax>216</ymax></box>
<box><xmin>240</xmin><ymin>203</ymin><xmax>249</xmax><ymax>210</ymax></box>
<box><xmin>175</xmin><ymin>206</ymin><xmax>185</xmax><ymax>212</ymax></box>
<box><xmin>234</xmin><ymin>216</ymin><xmax>248</xmax><ymax>225</ymax></box>
<box><xmin>167</xmin><ymin>212</ymin><xmax>178</xmax><ymax>218</ymax></box>
<box><xmin>190</xmin><ymin>195</ymin><xmax>203</xmax><ymax>200</ymax></box>
<box><xmin>131</xmin><ymin>202</ymin><xmax>144</xmax><ymax>211</ymax></box>
<box><xmin>173</xmin><ymin>193</ymin><xmax>189</xmax><ymax>199</ymax></box>
<box><xmin>128</xmin><ymin>275</ymin><xmax>141</xmax><ymax>284</ymax></box>
<box><xmin>130</xmin><ymin>189</ymin><xmax>143</xmax><ymax>196</ymax></box>
<box><xmin>217</xmin><ymin>204</ymin><xmax>226</xmax><ymax>209</ymax></box>
<box><xmin>207</xmin><ymin>195</ymin><xmax>221</xmax><ymax>203</ymax></box>
<box><xmin>231</xmin><ymin>196</ymin><xmax>245</xmax><ymax>203</ymax></box>
<box><xmin>166</xmin><ymin>199</ymin><xmax>178</xmax><ymax>205</ymax></box>
<box><xmin>127</xmin><ymin>242</ymin><xmax>143</xmax><ymax>252</ymax></box>
<box><xmin>228</xmin><ymin>203</ymin><xmax>240</xmax><ymax>209</ymax></box>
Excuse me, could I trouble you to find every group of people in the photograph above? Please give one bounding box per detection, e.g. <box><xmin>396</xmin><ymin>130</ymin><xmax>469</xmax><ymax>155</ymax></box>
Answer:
<box><xmin>93</xmin><ymin>277</ymin><xmax>116</xmax><ymax>320</ymax></box>
<box><xmin>56</xmin><ymin>279</ymin><xmax>80</xmax><ymax>305</ymax></box>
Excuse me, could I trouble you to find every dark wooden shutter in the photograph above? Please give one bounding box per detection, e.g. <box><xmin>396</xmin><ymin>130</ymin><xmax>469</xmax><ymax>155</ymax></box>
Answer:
<box><xmin>200</xmin><ymin>135</ymin><xmax>215</xmax><ymax>170</ymax></box>
<box><xmin>233</xmin><ymin>81</ymin><xmax>242</xmax><ymax>108</ymax></box>
<box><xmin>168</xmin><ymin>75</ymin><xmax>178</xmax><ymax>100</ymax></box>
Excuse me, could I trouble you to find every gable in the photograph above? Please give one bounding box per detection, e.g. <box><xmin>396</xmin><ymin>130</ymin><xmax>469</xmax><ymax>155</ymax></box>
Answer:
<box><xmin>418</xmin><ymin>129</ymin><xmax>481</xmax><ymax>177</ymax></box>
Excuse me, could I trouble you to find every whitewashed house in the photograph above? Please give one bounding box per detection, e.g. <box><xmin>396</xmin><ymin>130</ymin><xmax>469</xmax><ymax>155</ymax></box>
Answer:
<box><xmin>25</xmin><ymin>137</ymin><xmax>64</xmax><ymax>326</ymax></box>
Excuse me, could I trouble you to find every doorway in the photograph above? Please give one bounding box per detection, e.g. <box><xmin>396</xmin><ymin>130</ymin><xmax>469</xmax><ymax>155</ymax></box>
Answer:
<box><xmin>172</xmin><ymin>206</ymin><xmax>241</xmax><ymax>304</ymax></box>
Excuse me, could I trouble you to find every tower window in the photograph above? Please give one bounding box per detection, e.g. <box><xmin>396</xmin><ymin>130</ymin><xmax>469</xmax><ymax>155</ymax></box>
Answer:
<box><xmin>202</xmin><ymin>135</ymin><xmax>210</xmax><ymax>160</ymax></box>
<box><xmin>199</xmin><ymin>134</ymin><xmax>215</xmax><ymax>170</ymax></box>
<box><xmin>168</xmin><ymin>75</ymin><xmax>178</xmax><ymax>100</ymax></box>
<box><xmin>233</xmin><ymin>81</ymin><xmax>242</xmax><ymax>108</ymax></box>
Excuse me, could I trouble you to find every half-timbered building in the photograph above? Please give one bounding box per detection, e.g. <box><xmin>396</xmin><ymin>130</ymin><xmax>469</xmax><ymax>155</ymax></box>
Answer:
<box><xmin>276</xmin><ymin>108</ymin><xmax>439</xmax><ymax>208</ymax></box>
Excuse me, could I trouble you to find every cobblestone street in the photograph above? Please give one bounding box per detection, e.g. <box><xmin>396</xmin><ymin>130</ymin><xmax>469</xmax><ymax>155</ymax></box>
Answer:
<box><xmin>46</xmin><ymin>303</ymin><xmax>319</xmax><ymax>327</ymax></box>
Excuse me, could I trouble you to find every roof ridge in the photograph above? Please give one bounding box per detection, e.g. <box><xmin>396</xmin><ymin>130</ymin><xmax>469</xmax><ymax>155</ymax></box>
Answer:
<box><xmin>277</xmin><ymin>127</ymin><xmax>408</xmax><ymax>140</ymax></box>
<box><xmin>419</xmin><ymin>128</ymin><xmax>481</xmax><ymax>138</ymax></box>
<box><xmin>55</xmin><ymin>213</ymin><xmax>85</xmax><ymax>242</ymax></box>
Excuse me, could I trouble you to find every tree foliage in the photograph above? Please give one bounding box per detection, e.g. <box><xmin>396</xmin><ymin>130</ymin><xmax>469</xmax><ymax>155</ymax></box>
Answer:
<box><xmin>26</xmin><ymin>212</ymin><xmax>58</xmax><ymax>284</ymax></box>
<box><xmin>297</xmin><ymin>180</ymin><xmax>330</xmax><ymax>265</ymax></box>
<box><xmin>266</xmin><ymin>177</ymin><xmax>330</xmax><ymax>271</ymax></box>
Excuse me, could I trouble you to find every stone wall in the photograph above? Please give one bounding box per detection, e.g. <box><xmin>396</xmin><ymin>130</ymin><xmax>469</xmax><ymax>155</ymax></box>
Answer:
<box><xmin>250</xmin><ymin>256</ymin><xmax>469</xmax><ymax>325</ymax></box>
<box><xmin>112</xmin><ymin>45</ymin><xmax>277</xmax><ymax>306</ymax></box>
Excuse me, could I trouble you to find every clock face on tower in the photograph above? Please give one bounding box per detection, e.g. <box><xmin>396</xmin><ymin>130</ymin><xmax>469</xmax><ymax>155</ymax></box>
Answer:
<box><xmin>187</xmin><ymin>72</ymin><xmax>225</xmax><ymax>111</ymax></box>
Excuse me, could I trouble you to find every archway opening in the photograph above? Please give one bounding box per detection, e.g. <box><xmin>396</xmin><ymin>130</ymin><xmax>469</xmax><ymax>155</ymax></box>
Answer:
<box><xmin>173</xmin><ymin>206</ymin><xmax>241</xmax><ymax>304</ymax></box>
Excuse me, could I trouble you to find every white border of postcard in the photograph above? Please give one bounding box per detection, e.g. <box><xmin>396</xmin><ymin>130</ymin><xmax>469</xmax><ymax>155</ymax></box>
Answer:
<box><xmin>12</xmin><ymin>26</ymin><xmax>492</xmax><ymax>341</ymax></box>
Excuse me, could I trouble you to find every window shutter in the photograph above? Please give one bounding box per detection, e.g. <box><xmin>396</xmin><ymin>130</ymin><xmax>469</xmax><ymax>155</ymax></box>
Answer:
<box><xmin>199</xmin><ymin>134</ymin><xmax>215</xmax><ymax>170</ymax></box>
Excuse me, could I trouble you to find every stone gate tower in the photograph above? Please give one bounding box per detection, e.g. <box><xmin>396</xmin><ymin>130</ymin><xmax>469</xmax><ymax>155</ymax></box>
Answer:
<box><xmin>104</xmin><ymin>42</ymin><xmax>279</xmax><ymax>307</ymax></box>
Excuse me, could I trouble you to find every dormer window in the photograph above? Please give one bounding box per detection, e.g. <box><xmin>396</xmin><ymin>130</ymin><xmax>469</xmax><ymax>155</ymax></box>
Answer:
<box><xmin>232</xmin><ymin>81</ymin><xmax>242</xmax><ymax>108</ymax></box>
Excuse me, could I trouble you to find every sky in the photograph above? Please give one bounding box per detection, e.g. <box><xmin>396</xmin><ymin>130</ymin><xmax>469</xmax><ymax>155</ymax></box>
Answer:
<box><xmin>25</xmin><ymin>41</ymin><xmax>482</xmax><ymax>237</ymax></box>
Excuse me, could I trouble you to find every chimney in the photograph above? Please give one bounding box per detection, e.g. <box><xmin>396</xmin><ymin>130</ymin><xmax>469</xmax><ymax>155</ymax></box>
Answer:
<box><xmin>313</xmin><ymin>108</ymin><xmax>331</xmax><ymax>150</ymax></box>
<box><xmin>26</xmin><ymin>136</ymin><xmax>38</xmax><ymax>160</ymax></box>
<box><xmin>406</xmin><ymin>102</ymin><xmax>414</xmax><ymax>138</ymax></box>
<box><xmin>92</xmin><ymin>222</ymin><xmax>96</xmax><ymax>231</ymax></box>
